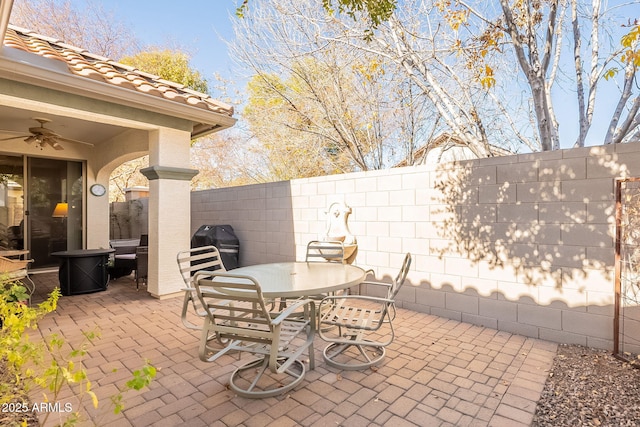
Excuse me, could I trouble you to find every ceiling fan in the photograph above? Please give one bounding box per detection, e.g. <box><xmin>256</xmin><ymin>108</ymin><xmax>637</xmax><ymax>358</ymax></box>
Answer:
<box><xmin>0</xmin><ymin>118</ymin><xmax>94</xmax><ymax>150</ymax></box>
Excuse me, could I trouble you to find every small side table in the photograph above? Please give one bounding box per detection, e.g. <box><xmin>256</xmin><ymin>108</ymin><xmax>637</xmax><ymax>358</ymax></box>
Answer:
<box><xmin>52</xmin><ymin>249</ymin><xmax>115</xmax><ymax>296</ymax></box>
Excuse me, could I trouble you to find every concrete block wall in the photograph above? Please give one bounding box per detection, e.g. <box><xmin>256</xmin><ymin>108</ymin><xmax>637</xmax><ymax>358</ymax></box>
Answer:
<box><xmin>191</xmin><ymin>142</ymin><xmax>640</xmax><ymax>349</ymax></box>
<box><xmin>191</xmin><ymin>180</ymin><xmax>296</xmax><ymax>265</ymax></box>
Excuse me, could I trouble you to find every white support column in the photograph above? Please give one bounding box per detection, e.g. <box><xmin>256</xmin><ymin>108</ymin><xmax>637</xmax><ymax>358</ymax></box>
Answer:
<box><xmin>141</xmin><ymin>128</ymin><xmax>197</xmax><ymax>298</ymax></box>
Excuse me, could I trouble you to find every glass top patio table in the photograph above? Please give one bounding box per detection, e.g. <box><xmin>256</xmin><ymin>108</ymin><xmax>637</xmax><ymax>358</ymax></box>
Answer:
<box><xmin>211</xmin><ymin>262</ymin><xmax>366</xmax><ymax>299</ymax></box>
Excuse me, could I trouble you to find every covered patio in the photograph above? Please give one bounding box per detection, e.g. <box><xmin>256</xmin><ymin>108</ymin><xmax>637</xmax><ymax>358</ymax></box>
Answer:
<box><xmin>0</xmin><ymin>1</ymin><xmax>235</xmax><ymax>298</ymax></box>
<box><xmin>29</xmin><ymin>273</ymin><xmax>556</xmax><ymax>427</ymax></box>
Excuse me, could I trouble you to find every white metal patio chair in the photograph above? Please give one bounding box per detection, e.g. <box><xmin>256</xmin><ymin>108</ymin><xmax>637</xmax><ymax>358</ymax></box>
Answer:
<box><xmin>177</xmin><ymin>246</ymin><xmax>226</xmax><ymax>330</ymax></box>
<box><xmin>194</xmin><ymin>271</ymin><xmax>316</xmax><ymax>398</ymax></box>
<box><xmin>305</xmin><ymin>239</ymin><xmax>346</xmax><ymax>263</ymax></box>
<box><xmin>301</xmin><ymin>240</ymin><xmax>349</xmax><ymax>315</ymax></box>
<box><xmin>318</xmin><ymin>252</ymin><xmax>412</xmax><ymax>370</ymax></box>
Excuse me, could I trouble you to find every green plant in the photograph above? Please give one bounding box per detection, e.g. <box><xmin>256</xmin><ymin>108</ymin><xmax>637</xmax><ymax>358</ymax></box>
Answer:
<box><xmin>36</xmin><ymin>330</ymin><xmax>157</xmax><ymax>425</ymax></box>
<box><xmin>0</xmin><ymin>283</ymin><xmax>59</xmax><ymax>426</ymax></box>
<box><xmin>0</xmin><ymin>285</ymin><xmax>156</xmax><ymax>426</ymax></box>
<box><xmin>0</xmin><ymin>286</ymin><xmax>59</xmax><ymax>379</ymax></box>
<box><xmin>110</xmin><ymin>361</ymin><xmax>157</xmax><ymax>415</ymax></box>
<box><xmin>0</xmin><ymin>282</ymin><xmax>30</xmax><ymax>303</ymax></box>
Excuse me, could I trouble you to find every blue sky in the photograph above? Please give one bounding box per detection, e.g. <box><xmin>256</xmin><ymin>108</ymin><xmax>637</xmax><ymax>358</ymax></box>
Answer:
<box><xmin>77</xmin><ymin>0</ymin><xmax>240</xmax><ymax>82</ymax></box>
<box><xmin>70</xmin><ymin>1</ymin><xmax>639</xmax><ymax>148</ymax></box>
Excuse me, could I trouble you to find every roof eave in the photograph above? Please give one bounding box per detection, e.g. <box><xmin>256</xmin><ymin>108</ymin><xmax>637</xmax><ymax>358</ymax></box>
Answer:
<box><xmin>0</xmin><ymin>1</ymin><xmax>13</xmax><ymax>45</ymax></box>
<box><xmin>0</xmin><ymin>54</ymin><xmax>237</xmax><ymax>136</ymax></box>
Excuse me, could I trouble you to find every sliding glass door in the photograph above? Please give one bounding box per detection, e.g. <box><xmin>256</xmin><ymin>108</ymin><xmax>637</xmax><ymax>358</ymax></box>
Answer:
<box><xmin>27</xmin><ymin>158</ymin><xmax>83</xmax><ymax>268</ymax></box>
<box><xmin>0</xmin><ymin>155</ymin><xmax>84</xmax><ymax>269</ymax></box>
<box><xmin>0</xmin><ymin>155</ymin><xmax>25</xmax><ymax>252</ymax></box>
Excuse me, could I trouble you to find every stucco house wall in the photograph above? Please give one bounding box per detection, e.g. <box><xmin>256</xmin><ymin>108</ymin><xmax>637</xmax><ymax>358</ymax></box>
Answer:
<box><xmin>191</xmin><ymin>142</ymin><xmax>640</xmax><ymax>349</ymax></box>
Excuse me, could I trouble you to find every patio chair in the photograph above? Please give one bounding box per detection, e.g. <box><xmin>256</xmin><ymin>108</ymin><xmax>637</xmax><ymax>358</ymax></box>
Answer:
<box><xmin>135</xmin><ymin>246</ymin><xmax>148</xmax><ymax>290</ymax></box>
<box><xmin>305</xmin><ymin>240</ymin><xmax>346</xmax><ymax>264</ymax></box>
<box><xmin>318</xmin><ymin>252</ymin><xmax>411</xmax><ymax>370</ymax></box>
<box><xmin>0</xmin><ymin>256</ymin><xmax>35</xmax><ymax>304</ymax></box>
<box><xmin>177</xmin><ymin>246</ymin><xmax>226</xmax><ymax>330</ymax></box>
<box><xmin>194</xmin><ymin>271</ymin><xmax>316</xmax><ymax>398</ymax></box>
<box><xmin>109</xmin><ymin>238</ymin><xmax>140</xmax><ymax>278</ymax></box>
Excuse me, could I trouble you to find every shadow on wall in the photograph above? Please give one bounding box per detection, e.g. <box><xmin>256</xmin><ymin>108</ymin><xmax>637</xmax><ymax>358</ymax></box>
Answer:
<box><xmin>364</xmin><ymin>268</ymin><xmax>617</xmax><ymax>345</ymax></box>
<box><xmin>431</xmin><ymin>147</ymin><xmax>620</xmax><ymax>290</ymax></box>
<box><xmin>187</xmin><ymin>142</ymin><xmax>640</xmax><ymax>349</ymax></box>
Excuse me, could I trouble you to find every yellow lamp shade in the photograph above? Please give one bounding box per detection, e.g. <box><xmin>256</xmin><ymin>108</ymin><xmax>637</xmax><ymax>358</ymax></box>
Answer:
<box><xmin>52</xmin><ymin>202</ymin><xmax>68</xmax><ymax>218</ymax></box>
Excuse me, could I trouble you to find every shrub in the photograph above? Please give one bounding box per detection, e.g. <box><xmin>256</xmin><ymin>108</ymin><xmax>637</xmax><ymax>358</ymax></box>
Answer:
<box><xmin>0</xmin><ymin>280</ymin><xmax>155</xmax><ymax>426</ymax></box>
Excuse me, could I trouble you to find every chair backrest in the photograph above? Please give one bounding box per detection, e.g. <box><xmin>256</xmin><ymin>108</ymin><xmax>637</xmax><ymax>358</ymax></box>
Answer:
<box><xmin>176</xmin><ymin>246</ymin><xmax>226</xmax><ymax>287</ymax></box>
<box><xmin>305</xmin><ymin>240</ymin><xmax>345</xmax><ymax>263</ymax></box>
<box><xmin>389</xmin><ymin>253</ymin><xmax>412</xmax><ymax>300</ymax></box>
<box><xmin>194</xmin><ymin>271</ymin><xmax>274</xmax><ymax>346</ymax></box>
<box><xmin>110</xmin><ymin>238</ymin><xmax>140</xmax><ymax>256</ymax></box>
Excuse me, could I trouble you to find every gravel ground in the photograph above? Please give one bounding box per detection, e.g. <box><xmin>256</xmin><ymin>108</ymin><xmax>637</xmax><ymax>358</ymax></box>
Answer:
<box><xmin>533</xmin><ymin>344</ymin><xmax>640</xmax><ymax>426</ymax></box>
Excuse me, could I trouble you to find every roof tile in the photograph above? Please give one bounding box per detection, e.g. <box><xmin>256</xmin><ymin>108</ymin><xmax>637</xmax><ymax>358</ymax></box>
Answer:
<box><xmin>3</xmin><ymin>25</ymin><xmax>234</xmax><ymax>117</ymax></box>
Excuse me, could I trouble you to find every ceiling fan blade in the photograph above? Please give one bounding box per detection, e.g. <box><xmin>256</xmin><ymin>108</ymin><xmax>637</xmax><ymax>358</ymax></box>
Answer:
<box><xmin>58</xmin><ymin>136</ymin><xmax>94</xmax><ymax>147</ymax></box>
<box><xmin>50</xmin><ymin>141</ymin><xmax>64</xmax><ymax>150</ymax></box>
<box><xmin>38</xmin><ymin>136</ymin><xmax>64</xmax><ymax>150</ymax></box>
<box><xmin>0</xmin><ymin>135</ymin><xmax>29</xmax><ymax>142</ymax></box>
<box><xmin>2</xmin><ymin>119</ymin><xmax>94</xmax><ymax>150</ymax></box>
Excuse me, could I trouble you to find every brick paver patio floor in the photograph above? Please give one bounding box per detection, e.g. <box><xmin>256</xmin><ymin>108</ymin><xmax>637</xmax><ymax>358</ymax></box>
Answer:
<box><xmin>28</xmin><ymin>272</ymin><xmax>557</xmax><ymax>427</ymax></box>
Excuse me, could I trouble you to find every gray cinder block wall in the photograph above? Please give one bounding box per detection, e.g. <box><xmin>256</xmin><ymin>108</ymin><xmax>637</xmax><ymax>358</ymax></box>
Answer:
<box><xmin>191</xmin><ymin>142</ymin><xmax>640</xmax><ymax>349</ymax></box>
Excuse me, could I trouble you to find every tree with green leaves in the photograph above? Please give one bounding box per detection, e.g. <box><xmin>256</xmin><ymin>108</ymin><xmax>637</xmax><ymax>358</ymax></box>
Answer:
<box><xmin>120</xmin><ymin>50</ymin><xmax>209</xmax><ymax>94</ymax></box>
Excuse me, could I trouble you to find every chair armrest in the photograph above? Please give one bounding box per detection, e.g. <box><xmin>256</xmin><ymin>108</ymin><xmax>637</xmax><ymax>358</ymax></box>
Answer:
<box><xmin>318</xmin><ymin>295</ymin><xmax>394</xmax><ymax>334</ymax></box>
<box><xmin>359</xmin><ymin>280</ymin><xmax>392</xmax><ymax>289</ymax></box>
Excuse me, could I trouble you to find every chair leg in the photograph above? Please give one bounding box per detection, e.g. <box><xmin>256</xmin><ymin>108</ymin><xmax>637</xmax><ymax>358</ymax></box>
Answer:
<box><xmin>229</xmin><ymin>356</ymin><xmax>307</xmax><ymax>398</ymax></box>
<box><xmin>22</xmin><ymin>275</ymin><xmax>35</xmax><ymax>305</ymax></box>
<box><xmin>322</xmin><ymin>340</ymin><xmax>386</xmax><ymax>371</ymax></box>
<box><xmin>181</xmin><ymin>292</ymin><xmax>202</xmax><ymax>330</ymax></box>
<box><xmin>197</xmin><ymin>322</ymin><xmax>235</xmax><ymax>363</ymax></box>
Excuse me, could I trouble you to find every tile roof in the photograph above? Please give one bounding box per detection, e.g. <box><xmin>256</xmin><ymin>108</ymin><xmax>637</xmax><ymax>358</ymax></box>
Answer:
<box><xmin>3</xmin><ymin>25</ymin><xmax>234</xmax><ymax>118</ymax></box>
<box><xmin>394</xmin><ymin>132</ymin><xmax>513</xmax><ymax>167</ymax></box>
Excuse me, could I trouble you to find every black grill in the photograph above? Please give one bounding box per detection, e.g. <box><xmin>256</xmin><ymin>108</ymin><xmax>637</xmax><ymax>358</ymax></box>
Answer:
<box><xmin>191</xmin><ymin>224</ymin><xmax>239</xmax><ymax>269</ymax></box>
